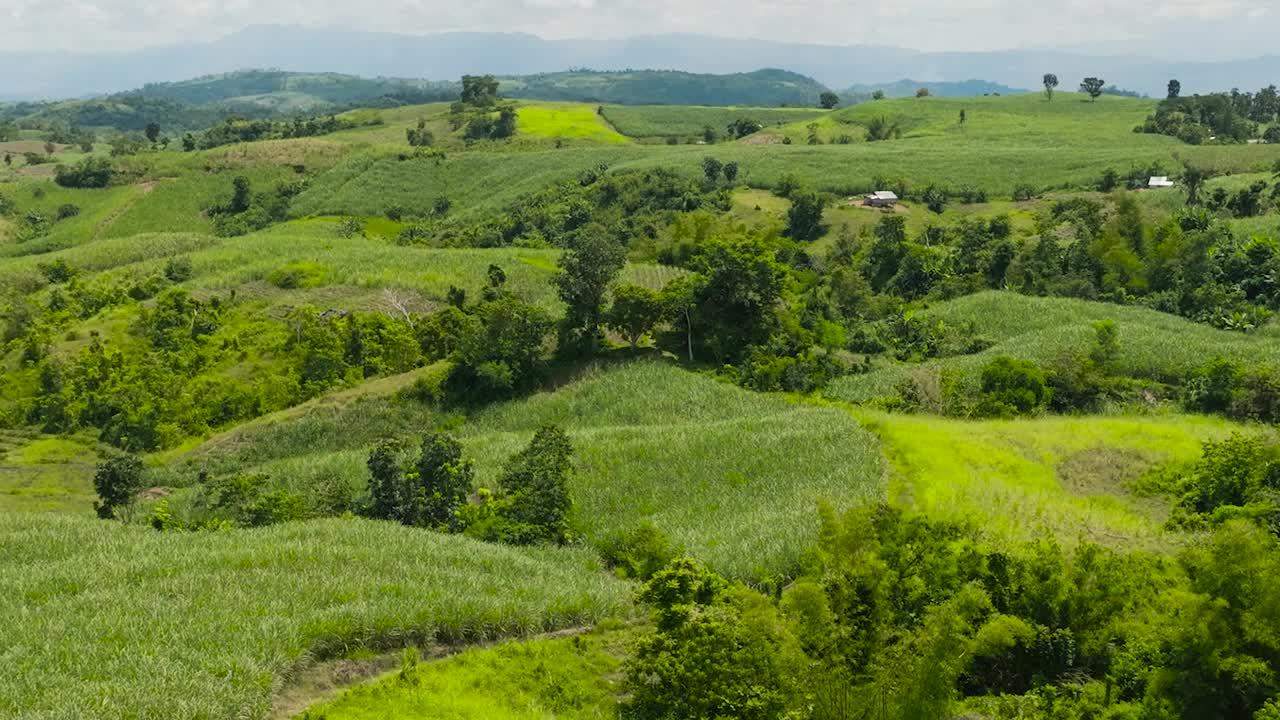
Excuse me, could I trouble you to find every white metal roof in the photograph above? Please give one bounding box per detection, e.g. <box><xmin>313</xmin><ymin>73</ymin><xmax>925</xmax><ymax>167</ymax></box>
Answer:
<box><xmin>868</xmin><ymin>190</ymin><xmax>899</xmax><ymax>200</ymax></box>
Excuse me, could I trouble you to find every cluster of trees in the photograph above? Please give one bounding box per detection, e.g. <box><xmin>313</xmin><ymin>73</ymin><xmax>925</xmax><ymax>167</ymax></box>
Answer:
<box><xmin>623</xmin><ymin>504</ymin><xmax>1280</xmax><ymax>720</ymax></box>
<box><xmin>449</xmin><ymin>75</ymin><xmax>518</xmax><ymax>142</ymax></box>
<box><xmin>53</xmin><ymin>157</ymin><xmax>114</xmax><ymax>188</ymax></box>
<box><xmin>1138</xmin><ymin>85</ymin><xmax>1280</xmax><ymax>144</ymax></box>
<box><xmin>184</xmin><ymin>112</ymin><xmax>382</xmax><ymax>151</ymax></box>
<box><xmin>365</xmin><ymin>425</ymin><xmax>574</xmax><ymax>544</ymax></box>
<box><xmin>206</xmin><ymin>174</ymin><xmax>306</xmax><ymax>236</ymax></box>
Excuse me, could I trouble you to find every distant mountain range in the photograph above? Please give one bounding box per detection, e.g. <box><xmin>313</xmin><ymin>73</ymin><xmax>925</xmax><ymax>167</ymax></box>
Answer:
<box><xmin>1</xmin><ymin>25</ymin><xmax>1276</xmax><ymax>101</ymax></box>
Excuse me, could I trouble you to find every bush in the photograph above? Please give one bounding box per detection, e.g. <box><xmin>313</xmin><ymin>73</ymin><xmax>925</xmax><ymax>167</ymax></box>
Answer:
<box><xmin>266</xmin><ymin>261</ymin><xmax>328</xmax><ymax>289</ymax></box>
<box><xmin>975</xmin><ymin>356</ymin><xmax>1052</xmax><ymax>417</ymax></box>
<box><xmin>55</xmin><ymin>203</ymin><xmax>80</xmax><ymax>220</ymax></box>
<box><xmin>54</xmin><ymin>157</ymin><xmax>113</xmax><ymax>188</ymax></box>
<box><xmin>1012</xmin><ymin>184</ymin><xmax>1037</xmax><ymax>201</ymax></box>
<box><xmin>163</xmin><ymin>257</ymin><xmax>193</xmax><ymax>283</ymax></box>
<box><xmin>598</xmin><ymin>521</ymin><xmax>681</xmax><ymax>580</ymax></box>
<box><xmin>93</xmin><ymin>454</ymin><xmax>145</xmax><ymax>520</ymax></box>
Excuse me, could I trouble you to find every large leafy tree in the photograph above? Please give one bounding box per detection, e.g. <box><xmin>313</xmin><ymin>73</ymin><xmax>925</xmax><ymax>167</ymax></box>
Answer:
<box><xmin>682</xmin><ymin>235</ymin><xmax>787</xmax><ymax>364</ymax></box>
<box><xmin>1080</xmin><ymin>77</ymin><xmax>1106</xmax><ymax>102</ymax></box>
<box><xmin>553</xmin><ymin>226</ymin><xmax>626</xmax><ymax>353</ymax></box>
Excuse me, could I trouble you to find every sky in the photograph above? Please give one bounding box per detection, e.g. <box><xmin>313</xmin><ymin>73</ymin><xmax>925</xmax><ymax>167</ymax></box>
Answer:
<box><xmin>2</xmin><ymin>0</ymin><xmax>1276</xmax><ymax>58</ymax></box>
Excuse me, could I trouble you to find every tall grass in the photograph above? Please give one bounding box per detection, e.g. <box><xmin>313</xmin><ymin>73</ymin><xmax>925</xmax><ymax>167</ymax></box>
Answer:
<box><xmin>0</xmin><ymin>514</ymin><xmax>631</xmax><ymax>720</ymax></box>
<box><xmin>517</xmin><ymin>104</ymin><xmax>631</xmax><ymax>144</ymax></box>
<box><xmin>601</xmin><ymin>105</ymin><xmax>827</xmax><ymax>138</ymax></box>
<box><xmin>167</xmin><ymin>361</ymin><xmax>886</xmax><ymax>579</ymax></box>
<box><xmin>828</xmin><ymin>291</ymin><xmax>1280</xmax><ymax>403</ymax></box>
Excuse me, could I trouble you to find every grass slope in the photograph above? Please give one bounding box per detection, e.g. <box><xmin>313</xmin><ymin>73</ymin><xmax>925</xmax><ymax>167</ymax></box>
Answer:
<box><xmin>859</xmin><ymin>409</ymin><xmax>1240</xmax><ymax>551</ymax></box>
<box><xmin>295</xmin><ymin>627</ymin><xmax>631</xmax><ymax>720</ymax></box>
<box><xmin>167</xmin><ymin>361</ymin><xmax>885</xmax><ymax>578</ymax></box>
<box><xmin>829</xmin><ymin>291</ymin><xmax>1280</xmax><ymax>403</ymax></box>
<box><xmin>516</xmin><ymin>104</ymin><xmax>630</xmax><ymax>144</ymax></box>
<box><xmin>0</xmin><ymin>514</ymin><xmax>630</xmax><ymax>720</ymax></box>
<box><xmin>601</xmin><ymin>105</ymin><xmax>828</xmax><ymax>139</ymax></box>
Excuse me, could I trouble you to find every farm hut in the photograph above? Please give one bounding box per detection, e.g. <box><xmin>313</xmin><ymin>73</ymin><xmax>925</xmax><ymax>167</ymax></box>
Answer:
<box><xmin>1148</xmin><ymin>176</ymin><xmax>1175</xmax><ymax>189</ymax></box>
<box><xmin>865</xmin><ymin>190</ymin><xmax>899</xmax><ymax>207</ymax></box>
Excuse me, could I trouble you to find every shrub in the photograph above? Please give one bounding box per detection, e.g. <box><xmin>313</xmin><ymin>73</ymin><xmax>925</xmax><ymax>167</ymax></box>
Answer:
<box><xmin>266</xmin><ymin>261</ymin><xmax>328</xmax><ymax>289</ymax></box>
<box><xmin>93</xmin><ymin>454</ymin><xmax>145</xmax><ymax>520</ymax></box>
<box><xmin>598</xmin><ymin>521</ymin><xmax>681</xmax><ymax>580</ymax></box>
<box><xmin>54</xmin><ymin>156</ymin><xmax>113</xmax><ymax>188</ymax></box>
<box><xmin>55</xmin><ymin>203</ymin><xmax>80</xmax><ymax>220</ymax></box>
<box><xmin>163</xmin><ymin>257</ymin><xmax>193</xmax><ymax>283</ymax></box>
<box><xmin>1012</xmin><ymin>184</ymin><xmax>1037</xmax><ymax>201</ymax></box>
<box><xmin>975</xmin><ymin>356</ymin><xmax>1052</xmax><ymax>417</ymax></box>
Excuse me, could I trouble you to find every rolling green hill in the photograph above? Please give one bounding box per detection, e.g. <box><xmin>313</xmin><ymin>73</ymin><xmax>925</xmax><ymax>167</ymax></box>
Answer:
<box><xmin>829</xmin><ymin>291</ymin><xmax>1280</xmax><ymax>403</ymax></box>
<box><xmin>0</xmin><ymin>513</ymin><xmax>630</xmax><ymax>720</ymax></box>
<box><xmin>500</xmin><ymin>68</ymin><xmax>831</xmax><ymax>107</ymax></box>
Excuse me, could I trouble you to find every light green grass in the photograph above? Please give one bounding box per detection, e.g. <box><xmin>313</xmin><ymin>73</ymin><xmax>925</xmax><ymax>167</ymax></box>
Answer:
<box><xmin>859</xmin><ymin>409</ymin><xmax>1240</xmax><ymax>550</ymax></box>
<box><xmin>0</xmin><ymin>431</ymin><xmax>101</xmax><ymax>512</ymax></box>
<box><xmin>0</xmin><ymin>181</ymin><xmax>143</xmax><ymax>256</ymax></box>
<box><xmin>828</xmin><ymin>291</ymin><xmax>1280</xmax><ymax>403</ymax></box>
<box><xmin>167</xmin><ymin>361</ymin><xmax>886</xmax><ymax>579</ymax></box>
<box><xmin>0</xmin><ymin>514</ymin><xmax>631</xmax><ymax>720</ymax></box>
<box><xmin>295</xmin><ymin>627</ymin><xmax>631</xmax><ymax>720</ymax></box>
<box><xmin>517</xmin><ymin>104</ymin><xmax>630</xmax><ymax>145</ymax></box>
<box><xmin>104</xmin><ymin>167</ymin><xmax>299</xmax><ymax>238</ymax></box>
<box><xmin>601</xmin><ymin>105</ymin><xmax>828</xmax><ymax>139</ymax></box>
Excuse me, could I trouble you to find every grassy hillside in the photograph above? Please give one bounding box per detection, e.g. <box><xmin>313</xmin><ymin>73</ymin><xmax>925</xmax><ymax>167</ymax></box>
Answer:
<box><xmin>0</xmin><ymin>513</ymin><xmax>630</xmax><ymax>720</ymax></box>
<box><xmin>166</xmin><ymin>361</ymin><xmax>886</xmax><ymax>578</ymax></box>
<box><xmin>501</xmin><ymin>68</ymin><xmax>831</xmax><ymax>107</ymax></box>
<box><xmin>829</xmin><ymin>291</ymin><xmax>1280</xmax><ymax>403</ymax></box>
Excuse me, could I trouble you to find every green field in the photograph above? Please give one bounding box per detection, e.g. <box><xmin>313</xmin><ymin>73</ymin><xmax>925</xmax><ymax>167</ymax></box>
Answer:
<box><xmin>0</xmin><ymin>514</ymin><xmax>630</xmax><ymax>720</ymax></box>
<box><xmin>166</xmin><ymin>361</ymin><xmax>885</xmax><ymax>579</ymax></box>
<box><xmin>828</xmin><ymin>291</ymin><xmax>1280</xmax><ymax>403</ymax></box>
<box><xmin>860</xmin><ymin>409</ymin><xmax>1239</xmax><ymax>550</ymax></box>
<box><xmin>516</xmin><ymin>104</ymin><xmax>630</xmax><ymax>144</ymax></box>
<box><xmin>296</xmin><ymin>627</ymin><xmax>631</xmax><ymax>720</ymax></box>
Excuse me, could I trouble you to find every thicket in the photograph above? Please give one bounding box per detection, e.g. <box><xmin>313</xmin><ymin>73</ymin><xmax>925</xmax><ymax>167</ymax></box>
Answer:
<box><xmin>191</xmin><ymin>112</ymin><xmax>382</xmax><ymax>151</ymax></box>
<box><xmin>1138</xmin><ymin>85</ymin><xmax>1279</xmax><ymax>144</ymax></box>
<box><xmin>624</xmin><ymin>504</ymin><xmax>1280</xmax><ymax>720</ymax></box>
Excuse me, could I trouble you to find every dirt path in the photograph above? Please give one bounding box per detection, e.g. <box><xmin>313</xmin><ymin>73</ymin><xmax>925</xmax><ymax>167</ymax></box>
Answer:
<box><xmin>91</xmin><ymin>180</ymin><xmax>157</xmax><ymax>242</ymax></box>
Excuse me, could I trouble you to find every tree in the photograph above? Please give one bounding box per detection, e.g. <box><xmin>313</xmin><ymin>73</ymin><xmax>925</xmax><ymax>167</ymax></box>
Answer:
<box><xmin>460</xmin><ymin>74</ymin><xmax>499</xmax><ymax>107</ymax></box>
<box><xmin>726</xmin><ymin>118</ymin><xmax>764</xmax><ymax>139</ymax></box>
<box><xmin>3</xmin><ymin>153</ymin><xmax>11</xmax><ymax>167</ymax></box>
<box><xmin>819</xmin><ymin>91</ymin><xmax>840</xmax><ymax>109</ymax></box>
<box><xmin>959</xmin><ymin>109</ymin><xmax>967</xmax><ymax>129</ymax></box>
<box><xmin>786</xmin><ymin>187</ymin><xmax>829</xmax><ymax>241</ymax></box>
<box><xmin>1080</xmin><ymin>77</ymin><xmax>1106</xmax><ymax>102</ymax></box>
<box><xmin>43</xmin><ymin>142</ymin><xmax>56</xmax><ymax>156</ymax></box>
<box><xmin>872</xmin><ymin>90</ymin><xmax>886</xmax><ymax>100</ymax></box>
<box><xmin>1168</xmin><ymin>79</ymin><xmax>1182</xmax><ymax>99</ymax></box>
<box><xmin>922</xmin><ymin>184</ymin><xmax>948</xmax><ymax>214</ymax></box>
<box><xmin>1043</xmin><ymin>73</ymin><xmax>1059</xmax><ymax>101</ymax></box>
<box><xmin>54</xmin><ymin>157</ymin><xmax>113</xmax><ymax>189</ymax></box>
<box><xmin>144</xmin><ymin>122</ymin><xmax>161</xmax><ymax>143</ymax></box>
<box><xmin>552</xmin><ymin>228</ymin><xmax>626</xmax><ymax>352</ymax></box>
<box><xmin>93</xmin><ymin>454</ymin><xmax>144</xmax><ymax>520</ymax></box>
<box><xmin>722</xmin><ymin>161</ymin><xmax>740</xmax><ymax>184</ymax></box>
<box><xmin>495</xmin><ymin>424</ymin><xmax>574</xmax><ymax>544</ymax></box>
<box><xmin>682</xmin><ymin>236</ymin><xmax>786</xmax><ymax>363</ymax></box>
<box><xmin>702</xmin><ymin>156</ymin><xmax>723</xmax><ymax>183</ymax></box>
<box><xmin>702</xmin><ymin>125</ymin><xmax>717</xmax><ymax>144</ymax></box>
<box><xmin>227</xmin><ymin>176</ymin><xmax>252</xmax><ymax>214</ymax></box>
<box><xmin>415</xmin><ymin>432</ymin><xmax>474</xmax><ymax>530</ymax></box>
<box><xmin>915</xmin><ymin>87</ymin><xmax>931</xmax><ymax>97</ymax></box>
<box><xmin>1182</xmin><ymin>162</ymin><xmax>1213</xmax><ymax>205</ymax></box>
<box><xmin>181</xmin><ymin>133</ymin><xmax>196</xmax><ymax>152</ymax></box>
<box><xmin>608</xmin><ymin>284</ymin><xmax>664</xmax><ymax>348</ymax></box>
<box><xmin>491</xmin><ymin>106</ymin><xmax>518</xmax><ymax>139</ymax></box>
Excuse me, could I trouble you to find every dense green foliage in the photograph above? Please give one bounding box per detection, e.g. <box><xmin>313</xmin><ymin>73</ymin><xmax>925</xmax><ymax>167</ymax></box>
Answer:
<box><xmin>625</xmin><ymin>505</ymin><xmax>1280</xmax><ymax>720</ymax></box>
<box><xmin>503</xmin><ymin>68</ymin><xmax>832</xmax><ymax>107</ymax></box>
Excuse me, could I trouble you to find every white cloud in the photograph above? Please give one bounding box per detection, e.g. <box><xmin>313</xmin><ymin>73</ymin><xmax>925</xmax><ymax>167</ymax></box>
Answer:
<box><xmin>0</xmin><ymin>0</ymin><xmax>1274</xmax><ymax>56</ymax></box>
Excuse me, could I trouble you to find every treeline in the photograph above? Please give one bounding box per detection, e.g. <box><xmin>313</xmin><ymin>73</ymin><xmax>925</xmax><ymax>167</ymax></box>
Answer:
<box><xmin>1138</xmin><ymin>85</ymin><xmax>1280</xmax><ymax>144</ymax></box>
<box><xmin>183</xmin><ymin>112</ymin><xmax>383</xmax><ymax>151</ymax></box>
<box><xmin>506</xmin><ymin>68</ymin><xmax>831</xmax><ymax>107</ymax></box>
<box><xmin>618</xmin><ymin>504</ymin><xmax>1280</xmax><ymax>720</ymax></box>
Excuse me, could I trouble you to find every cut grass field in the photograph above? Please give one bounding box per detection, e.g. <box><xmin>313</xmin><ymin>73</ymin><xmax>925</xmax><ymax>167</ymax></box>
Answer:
<box><xmin>0</xmin><ymin>430</ymin><xmax>101</xmax><ymax>512</ymax></box>
<box><xmin>294</xmin><ymin>627</ymin><xmax>632</xmax><ymax>720</ymax></box>
<box><xmin>165</xmin><ymin>361</ymin><xmax>886</xmax><ymax>579</ymax></box>
<box><xmin>516</xmin><ymin>103</ymin><xmax>630</xmax><ymax>144</ymax></box>
<box><xmin>857</xmin><ymin>409</ymin><xmax>1241</xmax><ymax>551</ymax></box>
<box><xmin>0</xmin><ymin>514</ymin><xmax>631</xmax><ymax>720</ymax></box>
<box><xmin>827</xmin><ymin>291</ymin><xmax>1280</xmax><ymax>403</ymax></box>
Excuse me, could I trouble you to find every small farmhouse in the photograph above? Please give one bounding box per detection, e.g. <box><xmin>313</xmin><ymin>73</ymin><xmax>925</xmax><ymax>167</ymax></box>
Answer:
<box><xmin>865</xmin><ymin>190</ymin><xmax>899</xmax><ymax>207</ymax></box>
<box><xmin>1148</xmin><ymin>176</ymin><xmax>1175</xmax><ymax>189</ymax></box>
